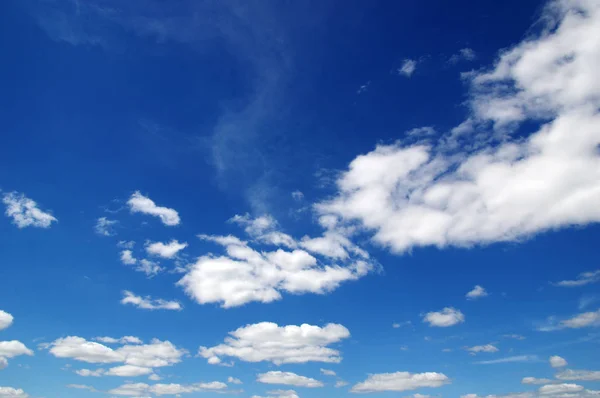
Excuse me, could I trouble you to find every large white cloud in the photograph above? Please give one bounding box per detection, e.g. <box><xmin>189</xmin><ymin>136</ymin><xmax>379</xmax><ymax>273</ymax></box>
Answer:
<box><xmin>350</xmin><ymin>371</ymin><xmax>450</xmax><ymax>393</ymax></box>
<box><xmin>0</xmin><ymin>311</ymin><xmax>13</xmax><ymax>331</ymax></box>
<box><xmin>2</xmin><ymin>192</ymin><xmax>57</xmax><ymax>228</ymax></box>
<box><xmin>120</xmin><ymin>291</ymin><xmax>182</xmax><ymax>311</ymax></box>
<box><xmin>178</xmin><ymin>231</ymin><xmax>372</xmax><ymax>308</ymax></box>
<box><xmin>0</xmin><ymin>387</ymin><xmax>29</xmax><ymax>398</ymax></box>
<box><xmin>316</xmin><ymin>0</ymin><xmax>600</xmax><ymax>254</ymax></box>
<box><xmin>199</xmin><ymin>322</ymin><xmax>350</xmax><ymax>365</ymax></box>
<box><xmin>127</xmin><ymin>191</ymin><xmax>180</xmax><ymax>226</ymax></box>
<box><xmin>423</xmin><ymin>307</ymin><xmax>465</xmax><ymax>327</ymax></box>
<box><xmin>145</xmin><ymin>240</ymin><xmax>188</xmax><ymax>258</ymax></box>
<box><xmin>0</xmin><ymin>341</ymin><xmax>34</xmax><ymax>369</ymax></box>
<box><xmin>257</xmin><ymin>371</ymin><xmax>324</xmax><ymax>387</ymax></box>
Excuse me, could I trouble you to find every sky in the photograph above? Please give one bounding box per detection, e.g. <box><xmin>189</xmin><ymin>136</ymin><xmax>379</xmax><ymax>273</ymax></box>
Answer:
<box><xmin>0</xmin><ymin>0</ymin><xmax>599</xmax><ymax>397</ymax></box>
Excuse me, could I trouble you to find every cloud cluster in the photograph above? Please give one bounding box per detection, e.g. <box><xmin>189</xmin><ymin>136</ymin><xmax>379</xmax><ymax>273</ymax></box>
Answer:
<box><xmin>2</xmin><ymin>192</ymin><xmax>57</xmax><ymax>228</ymax></box>
<box><xmin>0</xmin><ymin>311</ymin><xmax>13</xmax><ymax>331</ymax></box>
<box><xmin>350</xmin><ymin>371</ymin><xmax>450</xmax><ymax>393</ymax></box>
<box><xmin>145</xmin><ymin>240</ymin><xmax>188</xmax><ymax>258</ymax></box>
<box><xmin>127</xmin><ymin>191</ymin><xmax>180</xmax><ymax>226</ymax></box>
<box><xmin>199</xmin><ymin>322</ymin><xmax>350</xmax><ymax>365</ymax></box>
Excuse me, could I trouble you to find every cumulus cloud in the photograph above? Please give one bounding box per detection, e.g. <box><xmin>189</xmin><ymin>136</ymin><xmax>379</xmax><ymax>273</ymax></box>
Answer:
<box><xmin>423</xmin><ymin>308</ymin><xmax>465</xmax><ymax>327</ymax></box>
<box><xmin>549</xmin><ymin>356</ymin><xmax>567</xmax><ymax>368</ymax></box>
<box><xmin>350</xmin><ymin>371</ymin><xmax>450</xmax><ymax>393</ymax></box>
<box><xmin>0</xmin><ymin>311</ymin><xmax>13</xmax><ymax>331</ymax></box>
<box><xmin>466</xmin><ymin>285</ymin><xmax>488</xmax><ymax>300</ymax></box>
<box><xmin>0</xmin><ymin>387</ymin><xmax>29</xmax><ymax>398</ymax></box>
<box><xmin>398</xmin><ymin>59</ymin><xmax>417</xmax><ymax>77</ymax></box>
<box><xmin>538</xmin><ymin>383</ymin><xmax>583</xmax><ymax>395</ymax></box>
<box><xmin>145</xmin><ymin>240</ymin><xmax>188</xmax><ymax>258</ymax></box>
<box><xmin>316</xmin><ymin>0</ymin><xmax>600</xmax><ymax>254</ymax></box>
<box><xmin>0</xmin><ymin>341</ymin><xmax>34</xmax><ymax>369</ymax></box>
<box><xmin>120</xmin><ymin>250</ymin><xmax>137</xmax><ymax>265</ymax></box>
<box><xmin>108</xmin><ymin>381</ymin><xmax>227</xmax><ymax>396</ymax></box>
<box><xmin>178</xmin><ymin>230</ymin><xmax>371</xmax><ymax>308</ymax></box>
<box><xmin>555</xmin><ymin>369</ymin><xmax>600</xmax><ymax>381</ymax></box>
<box><xmin>95</xmin><ymin>217</ymin><xmax>118</xmax><ymax>236</ymax></box>
<box><xmin>257</xmin><ymin>371</ymin><xmax>324</xmax><ymax>387</ymax></box>
<box><xmin>127</xmin><ymin>191</ymin><xmax>180</xmax><ymax>226</ymax></box>
<box><xmin>553</xmin><ymin>270</ymin><xmax>600</xmax><ymax>287</ymax></box>
<box><xmin>2</xmin><ymin>192</ymin><xmax>57</xmax><ymax>228</ymax></box>
<box><xmin>199</xmin><ymin>322</ymin><xmax>350</xmax><ymax>365</ymax></box>
<box><xmin>227</xmin><ymin>377</ymin><xmax>242</xmax><ymax>385</ymax></box>
<box><xmin>120</xmin><ymin>291</ymin><xmax>182</xmax><ymax>311</ymax></box>
<box><xmin>466</xmin><ymin>344</ymin><xmax>499</xmax><ymax>354</ymax></box>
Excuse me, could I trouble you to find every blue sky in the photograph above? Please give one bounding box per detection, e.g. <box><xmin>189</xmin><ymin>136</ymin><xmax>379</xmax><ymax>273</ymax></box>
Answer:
<box><xmin>1</xmin><ymin>0</ymin><xmax>600</xmax><ymax>397</ymax></box>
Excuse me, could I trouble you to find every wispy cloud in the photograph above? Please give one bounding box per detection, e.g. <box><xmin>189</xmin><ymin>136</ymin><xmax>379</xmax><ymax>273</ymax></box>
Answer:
<box><xmin>475</xmin><ymin>355</ymin><xmax>539</xmax><ymax>365</ymax></box>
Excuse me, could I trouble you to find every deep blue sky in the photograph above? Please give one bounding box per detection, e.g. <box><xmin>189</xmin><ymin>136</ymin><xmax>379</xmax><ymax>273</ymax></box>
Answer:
<box><xmin>1</xmin><ymin>1</ymin><xmax>599</xmax><ymax>398</ymax></box>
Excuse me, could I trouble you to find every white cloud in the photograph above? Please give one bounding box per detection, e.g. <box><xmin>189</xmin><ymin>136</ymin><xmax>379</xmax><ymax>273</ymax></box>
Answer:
<box><xmin>335</xmin><ymin>380</ymin><xmax>349</xmax><ymax>388</ymax></box>
<box><xmin>320</xmin><ymin>368</ymin><xmax>336</xmax><ymax>376</ymax></box>
<box><xmin>503</xmin><ymin>334</ymin><xmax>526</xmax><ymax>340</ymax></box>
<box><xmin>292</xmin><ymin>191</ymin><xmax>304</xmax><ymax>201</ymax></box>
<box><xmin>0</xmin><ymin>341</ymin><xmax>34</xmax><ymax>367</ymax></box>
<box><xmin>0</xmin><ymin>311</ymin><xmax>13</xmax><ymax>331</ymax></box>
<box><xmin>199</xmin><ymin>322</ymin><xmax>350</xmax><ymax>365</ymax></box>
<box><xmin>149</xmin><ymin>373</ymin><xmax>162</xmax><ymax>381</ymax></box>
<box><xmin>549</xmin><ymin>356</ymin><xmax>567</xmax><ymax>368</ymax></box>
<box><xmin>146</xmin><ymin>240</ymin><xmax>187</xmax><ymax>258</ymax></box>
<box><xmin>95</xmin><ymin>217</ymin><xmax>118</xmax><ymax>236</ymax></box>
<box><xmin>2</xmin><ymin>192</ymin><xmax>57</xmax><ymax>228</ymax></box>
<box><xmin>48</xmin><ymin>337</ymin><xmax>123</xmax><ymax>364</ymax></box>
<box><xmin>95</xmin><ymin>336</ymin><xmax>143</xmax><ymax>345</ymax></box>
<box><xmin>76</xmin><ymin>368</ymin><xmax>105</xmax><ymax>377</ymax></box>
<box><xmin>66</xmin><ymin>384</ymin><xmax>97</xmax><ymax>392</ymax></box>
<box><xmin>560</xmin><ymin>309</ymin><xmax>600</xmax><ymax>329</ymax></box>
<box><xmin>178</xmin><ymin>233</ymin><xmax>371</xmax><ymax>308</ymax></box>
<box><xmin>522</xmin><ymin>377</ymin><xmax>555</xmax><ymax>385</ymax></box>
<box><xmin>118</xmin><ymin>240</ymin><xmax>136</xmax><ymax>249</ymax></box>
<box><xmin>120</xmin><ymin>250</ymin><xmax>137</xmax><ymax>265</ymax></box>
<box><xmin>257</xmin><ymin>371</ymin><xmax>324</xmax><ymax>387</ymax></box>
<box><xmin>121</xmin><ymin>291</ymin><xmax>182</xmax><ymax>311</ymax></box>
<box><xmin>108</xmin><ymin>381</ymin><xmax>228</xmax><ymax>396</ymax></box>
<box><xmin>0</xmin><ymin>387</ymin><xmax>29</xmax><ymax>398</ymax></box>
<box><xmin>252</xmin><ymin>390</ymin><xmax>300</xmax><ymax>398</ymax></box>
<box><xmin>538</xmin><ymin>383</ymin><xmax>583</xmax><ymax>395</ymax></box>
<box><xmin>127</xmin><ymin>191</ymin><xmax>180</xmax><ymax>226</ymax></box>
<box><xmin>135</xmin><ymin>259</ymin><xmax>164</xmax><ymax>277</ymax></box>
<box><xmin>553</xmin><ymin>270</ymin><xmax>600</xmax><ymax>287</ymax></box>
<box><xmin>556</xmin><ymin>369</ymin><xmax>600</xmax><ymax>381</ymax></box>
<box><xmin>449</xmin><ymin>48</ymin><xmax>477</xmax><ymax>64</ymax></box>
<box><xmin>466</xmin><ymin>285</ymin><xmax>488</xmax><ymax>300</ymax></box>
<box><xmin>423</xmin><ymin>307</ymin><xmax>465</xmax><ymax>327</ymax></box>
<box><xmin>350</xmin><ymin>371</ymin><xmax>450</xmax><ymax>393</ymax></box>
<box><xmin>467</xmin><ymin>344</ymin><xmax>499</xmax><ymax>354</ymax></box>
<box><xmin>398</xmin><ymin>59</ymin><xmax>417</xmax><ymax>77</ymax></box>
<box><xmin>475</xmin><ymin>355</ymin><xmax>538</xmax><ymax>365</ymax></box>
<box><xmin>106</xmin><ymin>365</ymin><xmax>154</xmax><ymax>377</ymax></box>
<box><xmin>392</xmin><ymin>321</ymin><xmax>412</xmax><ymax>329</ymax></box>
<box><xmin>357</xmin><ymin>81</ymin><xmax>371</xmax><ymax>95</ymax></box>
<box><xmin>227</xmin><ymin>377</ymin><xmax>242</xmax><ymax>384</ymax></box>
<box><xmin>316</xmin><ymin>0</ymin><xmax>600</xmax><ymax>254</ymax></box>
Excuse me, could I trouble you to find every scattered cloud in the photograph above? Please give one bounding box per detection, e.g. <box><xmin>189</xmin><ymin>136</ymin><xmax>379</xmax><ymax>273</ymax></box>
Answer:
<box><xmin>466</xmin><ymin>285</ymin><xmax>488</xmax><ymax>300</ymax></box>
<box><xmin>95</xmin><ymin>217</ymin><xmax>118</xmax><ymax>236</ymax></box>
<box><xmin>555</xmin><ymin>369</ymin><xmax>600</xmax><ymax>381</ymax></box>
<box><xmin>538</xmin><ymin>383</ymin><xmax>583</xmax><ymax>395</ymax></box>
<box><xmin>120</xmin><ymin>291</ymin><xmax>182</xmax><ymax>311</ymax></box>
<box><xmin>252</xmin><ymin>390</ymin><xmax>299</xmax><ymax>398</ymax></box>
<box><xmin>120</xmin><ymin>250</ymin><xmax>137</xmax><ymax>265</ymax></box>
<box><xmin>350</xmin><ymin>371</ymin><xmax>450</xmax><ymax>393</ymax></box>
<box><xmin>449</xmin><ymin>48</ymin><xmax>477</xmax><ymax>64</ymax></box>
<box><xmin>335</xmin><ymin>380</ymin><xmax>349</xmax><ymax>388</ymax></box>
<box><xmin>398</xmin><ymin>59</ymin><xmax>417</xmax><ymax>77</ymax></box>
<box><xmin>0</xmin><ymin>387</ymin><xmax>29</xmax><ymax>398</ymax></box>
<box><xmin>320</xmin><ymin>368</ymin><xmax>336</xmax><ymax>376</ymax></box>
<box><xmin>392</xmin><ymin>321</ymin><xmax>412</xmax><ymax>329</ymax></box>
<box><xmin>522</xmin><ymin>377</ymin><xmax>555</xmax><ymax>385</ymax></box>
<box><xmin>2</xmin><ymin>192</ymin><xmax>57</xmax><ymax>228</ymax></box>
<box><xmin>95</xmin><ymin>336</ymin><xmax>143</xmax><ymax>345</ymax></box>
<box><xmin>503</xmin><ymin>334</ymin><xmax>526</xmax><ymax>340</ymax></box>
<box><xmin>67</xmin><ymin>384</ymin><xmax>97</xmax><ymax>392</ymax></box>
<box><xmin>145</xmin><ymin>240</ymin><xmax>188</xmax><ymax>258</ymax></box>
<box><xmin>227</xmin><ymin>377</ymin><xmax>242</xmax><ymax>385</ymax></box>
<box><xmin>553</xmin><ymin>270</ymin><xmax>600</xmax><ymax>287</ymax></box>
<box><xmin>466</xmin><ymin>344</ymin><xmax>499</xmax><ymax>354</ymax></box>
<box><xmin>108</xmin><ymin>381</ymin><xmax>228</xmax><ymax>396</ymax></box>
<box><xmin>135</xmin><ymin>259</ymin><xmax>164</xmax><ymax>277</ymax></box>
<box><xmin>199</xmin><ymin>322</ymin><xmax>350</xmax><ymax>365</ymax></box>
<box><xmin>539</xmin><ymin>309</ymin><xmax>600</xmax><ymax>331</ymax></box>
<box><xmin>257</xmin><ymin>371</ymin><xmax>324</xmax><ymax>387</ymax></box>
<box><xmin>357</xmin><ymin>81</ymin><xmax>371</xmax><ymax>94</ymax></box>
<box><xmin>475</xmin><ymin>355</ymin><xmax>539</xmax><ymax>365</ymax></box>
<box><xmin>549</xmin><ymin>356</ymin><xmax>567</xmax><ymax>368</ymax></box>
<box><xmin>423</xmin><ymin>308</ymin><xmax>465</xmax><ymax>327</ymax></box>
<box><xmin>127</xmin><ymin>191</ymin><xmax>180</xmax><ymax>226</ymax></box>
<box><xmin>0</xmin><ymin>311</ymin><xmax>13</xmax><ymax>331</ymax></box>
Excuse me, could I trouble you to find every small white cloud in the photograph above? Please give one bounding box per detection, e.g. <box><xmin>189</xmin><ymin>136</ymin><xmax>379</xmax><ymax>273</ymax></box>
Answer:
<box><xmin>553</xmin><ymin>270</ymin><xmax>600</xmax><ymax>287</ymax></box>
<box><xmin>466</xmin><ymin>344</ymin><xmax>499</xmax><ymax>354</ymax></box>
<box><xmin>0</xmin><ymin>387</ymin><xmax>29</xmax><ymax>398</ymax></box>
<box><xmin>3</xmin><ymin>192</ymin><xmax>57</xmax><ymax>228</ymax></box>
<box><xmin>550</xmin><ymin>356</ymin><xmax>568</xmax><ymax>368</ymax></box>
<box><xmin>357</xmin><ymin>81</ymin><xmax>371</xmax><ymax>94</ymax></box>
<box><xmin>522</xmin><ymin>377</ymin><xmax>555</xmax><ymax>385</ymax></box>
<box><xmin>120</xmin><ymin>291</ymin><xmax>182</xmax><ymax>311</ymax></box>
<box><xmin>350</xmin><ymin>371</ymin><xmax>450</xmax><ymax>393</ymax></box>
<box><xmin>392</xmin><ymin>321</ymin><xmax>412</xmax><ymax>329</ymax></box>
<box><xmin>335</xmin><ymin>380</ymin><xmax>349</xmax><ymax>388</ymax></box>
<box><xmin>148</xmin><ymin>373</ymin><xmax>161</xmax><ymax>381</ymax></box>
<box><xmin>398</xmin><ymin>59</ymin><xmax>417</xmax><ymax>77</ymax></box>
<box><xmin>257</xmin><ymin>371</ymin><xmax>324</xmax><ymax>387</ymax></box>
<box><xmin>423</xmin><ymin>308</ymin><xmax>465</xmax><ymax>327</ymax></box>
<box><xmin>127</xmin><ymin>191</ymin><xmax>180</xmax><ymax>226</ymax></box>
<box><xmin>95</xmin><ymin>217</ymin><xmax>118</xmax><ymax>236</ymax></box>
<box><xmin>135</xmin><ymin>259</ymin><xmax>164</xmax><ymax>277</ymax></box>
<box><xmin>503</xmin><ymin>334</ymin><xmax>526</xmax><ymax>340</ymax></box>
<box><xmin>291</xmin><ymin>191</ymin><xmax>304</xmax><ymax>201</ymax></box>
<box><xmin>556</xmin><ymin>369</ymin><xmax>600</xmax><ymax>381</ymax></box>
<box><xmin>0</xmin><ymin>310</ymin><xmax>14</xmax><ymax>331</ymax></box>
<box><xmin>120</xmin><ymin>250</ymin><xmax>137</xmax><ymax>265</ymax></box>
<box><xmin>538</xmin><ymin>383</ymin><xmax>583</xmax><ymax>395</ymax></box>
<box><xmin>475</xmin><ymin>355</ymin><xmax>538</xmax><ymax>365</ymax></box>
<box><xmin>117</xmin><ymin>240</ymin><xmax>135</xmax><ymax>249</ymax></box>
<box><xmin>227</xmin><ymin>377</ymin><xmax>242</xmax><ymax>385</ymax></box>
<box><xmin>67</xmin><ymin>384</ymin><xmax>97</xmax><ymax>392</ymax></box>
<box><xmin>466</xmin><ymin>285</ymin><xmax>488</xmax><ymax>300</ymax></box>
<box><xmin>320</xmin><ymin>368</ymin><xmax>336</xmax><ymax>376</ymax></box>
<box><xmin>145</xmin><ymin>240</ymin><xmax>187</xmax><ymax>258</ymax></box>
<box><xmin>95</xmin><ymin>336</ymin><xmax>142</xmax><ymax>345</ymax></box>
<box><xmin>449</xmin><ymin>47</ymin><xmax>477</xmax><ymax>64</ymax></box>
<box><xmin>0</xmin><ymin>340</ymin><xmax>34</xmax><ymax>369</ymax></box>
<box><xmin>542</xmin><ymin>309</ymin><xmax>600</xmax><ymax>330</ymax></box>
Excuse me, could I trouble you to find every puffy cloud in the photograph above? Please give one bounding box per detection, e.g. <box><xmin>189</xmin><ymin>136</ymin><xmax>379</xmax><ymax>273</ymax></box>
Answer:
<box><xmin>227</xmin><ymin>377</ymin><xmax>242</xmax><ymax>384</ymax></box>
<box><xmin>423</xmin><ymin>308</ymin><xmax>465</xmax><ymax>327</ymax></box>
<box><xmin>108</xmin><ymin>381</ymin><xmax>227</xmax><ymax>396</ymax></box>
<box><xmin>252</xmin><ymin>390</ymin><xmax>299</xmax><ymax>398</ymax></box>
<box><xmin>466</xmin><ymin>344</ymin><xmax>499</xmax><ymax>354</ymax></box>
<box><xmin>257</xmin><ymin>371</ymin><xmax>324</xmax><ymax>387</ymax></box>
<box><xmin>199</xmin><ymin>322</ymin><xmax>350</xmax><ymax>365</ymax></box>
<box><xmin>0</xmin><ymin>311</ymin><xmax>13</xmax><ymax>331</ymax></box>
<box><xmin>466</xmin><ymin>285</ymin><xmax>488</xmax><ymax>300</ymax></box>
<box><xmin>2</xmin><ymin>192</ymin><xmax>57</xmax><ymax>228</ymax></box>
<box><xmin>178</xmin><ymin>232</ymin><xmax>371</xmax><ymax>308</ymax></box>
<box><xmin>76</xmin><ymin>368</ymin><xmax>105</xmax><ymax>377</ymax></box>
<box><xmin>550</xmin><ymin>356</ymin><xmax>567</xmax><ymax>368</ymax></box>
<box><xmin>556</xmin><ymin>369</ymin><xmax>600</xmax><ymax>381</ymax></box>
<box><xmin>95</xmin><ymin>336</ymin><xmax>143</xmax><ymax>345</ymax></box>
<box><xmin>398</xmin><ymin>59</ymin><xmax>417</xmax><ymax>77</ymax></box>
<box><xmin>0</xmin><ymin>341</ymin><xmax>34</xmax><ymax>360</ymax></box>
<box><xmin>106</xmin><ymin>365</ymin><xmax>154</xmax><ymax>377</ymax></box>
<box><xmin>316</xmin><ymin>0</ymin><xmax>600</xmax><ymax>255</ymax></box>
<box><xmin>145</xmin><ymin>240</ymin><xmax>188</xmax><ymax>258</ymax></box>
<box><xmin>538</xmin><ymin>383</ymin><xmax>583</xmax><ymax>395</ymax></box>
<box><xmin>121</xmin><ymin>291</ymin><xmax>182</xmax><ymax>311</ymax></box>
<box><xmin>127</xmin><ymin>191</ymin><xmax>180</xmax><ymax>226</ymax></box>
<box><xmin>522</xmin><ymin>377</ymin><xmax>555</xmax><ymax>385</ymax></box>
<box><xmin>350</xmin><ymin>371</ymin><xmax>450</xmax><ymax>393</ymax></box>
<box><xmin>95</xmin><ymin>217</ymin><xmax>118</xmax><ymax>236</ymax></box>
<box><xmin>553</xmin><ymin>270</ymin><xmax>600</xmax><ymax>287</ymax></box>
<box><xmin>0</xmin><ymin>387</ymin><xmax>29</xmax><ymax>398</ymax></box>
<box><xmin>120</xmin><ymin>250</ymin><xmax>137</xmax><ymax>265</ymax></box>
<box><xmin>48</xmin><ymin>337</ymin><xmax>123</xmax><ymax>363</ymax></box>
<box><xmin>320</xmin><ymin>369</ymin><xmax>336</xmax><ymax>376</ymax></box>
<box><xmin>475</xmin><ymin>355</ymin><xmax>538</xmax><ymax>365</ymax></box>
